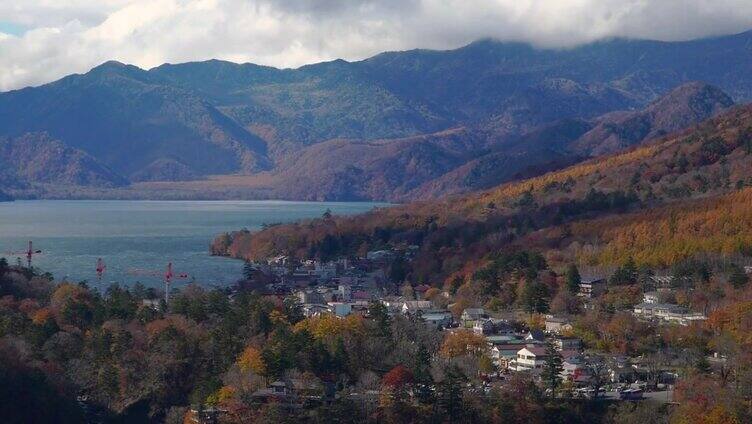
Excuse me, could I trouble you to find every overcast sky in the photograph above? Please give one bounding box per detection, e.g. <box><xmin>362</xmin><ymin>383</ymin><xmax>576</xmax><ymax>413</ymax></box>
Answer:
<box><xmin>1</xmin><ymin>0</ymin><xmax>752</xmax><ymax>91</ymax></box>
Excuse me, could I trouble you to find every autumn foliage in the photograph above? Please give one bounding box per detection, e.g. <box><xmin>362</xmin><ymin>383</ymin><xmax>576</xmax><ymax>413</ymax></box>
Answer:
<box><xmin>439</xmin><ymin>330</ymin><xmax>488</xmax><ymax>358</ymax></box>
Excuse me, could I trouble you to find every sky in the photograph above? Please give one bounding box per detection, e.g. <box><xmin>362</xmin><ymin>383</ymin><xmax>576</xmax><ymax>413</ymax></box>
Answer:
<box><xmin>1</xmin><ymin>0</ymin><xmax>752</xmax><ymax>91</ymax></box>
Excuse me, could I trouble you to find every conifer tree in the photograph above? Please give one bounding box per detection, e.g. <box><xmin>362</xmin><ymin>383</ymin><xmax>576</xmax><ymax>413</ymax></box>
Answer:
<box><xmin>566</xmin><ymin>264</ymin><xmax>581</xmax><ymax>294</ymax></box>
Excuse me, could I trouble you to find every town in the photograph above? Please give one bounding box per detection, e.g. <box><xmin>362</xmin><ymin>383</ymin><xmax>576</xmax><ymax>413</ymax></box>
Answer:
<box><xmin>158</xmin><ymin>245</ymin><xmax>750</xmax><ymax>421</ymax></box>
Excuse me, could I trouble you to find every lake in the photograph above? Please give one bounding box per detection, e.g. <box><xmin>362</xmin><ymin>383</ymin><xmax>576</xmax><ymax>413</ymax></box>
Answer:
<box><xmin>0</xmin><ymin>200</ymin><xmax>384</xmax><ymax>289</ymax></box>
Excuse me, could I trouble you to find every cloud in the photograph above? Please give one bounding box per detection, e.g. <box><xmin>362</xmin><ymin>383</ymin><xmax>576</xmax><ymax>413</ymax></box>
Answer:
<box><xmin>1</xmin><ymin>0</ymin><xmax>752</xmax><ymax>91</ymax></box>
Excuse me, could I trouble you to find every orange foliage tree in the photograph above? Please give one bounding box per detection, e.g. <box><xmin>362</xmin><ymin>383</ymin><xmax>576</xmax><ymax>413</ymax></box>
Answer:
<box><xmin>439</xmin><ymin>330</ymin><xmax>488</xmax><ymax>358</ymax></box>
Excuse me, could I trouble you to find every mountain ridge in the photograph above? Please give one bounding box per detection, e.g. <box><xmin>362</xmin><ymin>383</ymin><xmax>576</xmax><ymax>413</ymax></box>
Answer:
<box><xmin>2</xmin><ymin>30</ymin><xmax>752</xmax><ymax>200</ymax></box>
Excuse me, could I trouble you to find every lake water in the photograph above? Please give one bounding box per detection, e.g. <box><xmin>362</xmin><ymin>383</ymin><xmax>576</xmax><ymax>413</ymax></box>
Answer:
<box><xmin>0</xmin><ymin>200</ymin><xmax>384</xmax><ymax>289</ymax></box>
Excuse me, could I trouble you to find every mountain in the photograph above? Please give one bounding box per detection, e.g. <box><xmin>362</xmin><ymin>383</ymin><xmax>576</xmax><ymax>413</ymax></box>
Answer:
<box><xmin>405</xmin><ymin>82</ymin><xmax>733</xmax><ymax>200</ymax></box>
<box><xmin>0</xmin><ymin>132</ymin><xmax>126</xmax><ymax>188</ymax></box>
<box><xmin>0</xmin><ymin>62</ymin><xmax>271</xmax><ymax>181</ymax></box>
<box><xmin>213</xmin><ymin>103</ymin><xmax>752</xmax><ymax>283</ymax></box>
<box><xmin>2</xmin><ymin>30</ymin><xmax>752</xmax><ymax>200</ymax></box>
<box><xmin>571</xmin><ymin>81</ymin><xmax>734</xmax><ymax>156</ymax></box>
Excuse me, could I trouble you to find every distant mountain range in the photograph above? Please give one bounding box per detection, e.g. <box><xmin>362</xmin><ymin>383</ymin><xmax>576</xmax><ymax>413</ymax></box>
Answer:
<box><xmin>1</xmin><ymin>30</ymin><xmax>751</xmax><ymax>200</ymax></box>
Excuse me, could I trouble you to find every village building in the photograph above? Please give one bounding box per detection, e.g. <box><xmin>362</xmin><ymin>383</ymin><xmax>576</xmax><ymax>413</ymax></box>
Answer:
<box><xmin>422</xmin><ymin>311</ymin><xmax>454</xmax><ymax>329</ymax></box>
<box><xmin>578</xmin><ymin>277</ymin><xmax>607</xmax><ymax>298</ymax></box>
<box><xmin>328</xmin><ymin>302</ymin><xmax>352</xmax><ymax>317</ymax></box>
<box><xmin>401</xmin><ymin>300</ymin><xmax>434</xmax><ymax>315</ymax></box>
<box><xmin>545</xmin><ymin>316</ymin><xmax>573</xmax><ymax>334</ymax></box>
<box><xmin>460</xmin><ymin>308</ymin><xmax>488</xmax><ymax>326</ymax></box>
<box><xmin>633</xmin><ymin>302</ymin><xmax>706</xmax><ymax>325</ymax></box>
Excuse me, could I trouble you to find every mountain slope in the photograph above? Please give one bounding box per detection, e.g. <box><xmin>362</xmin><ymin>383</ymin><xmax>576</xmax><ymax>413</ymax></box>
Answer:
<box><xmin>404</xmin><ymin>82</ymin><xmax>732</xmax><ymax>200</ymax></box>
<box><xmin>0</xmin><ymin>132</ymin><xmax>126</xmax><ymax>187</ymax></box>
<box><xmin>572</xmin><ymin>81</ymin><xmax>734</xmax><ymax>155</ymax></box>
<box><xmin>0</xmin><ymin>62</ymin><xmax>271</xmax><ymax>181</ymax></box>
<box><xmin>266</xmin><ymin>128</ymin><xmax>488</xmax><ymax>201</ymax></box>
<box><xmin>213</xmin><ymin>103</ymin><xmax>752</xmax><ymax>283</ymax></box>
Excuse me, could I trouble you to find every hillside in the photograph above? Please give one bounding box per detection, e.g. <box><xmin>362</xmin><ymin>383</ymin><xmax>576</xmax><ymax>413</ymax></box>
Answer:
<box><xmin>0</xmin><ymin>62</ymin><xmax>271</xmax><ymax>181</ymax></box>
<box><xmin>213</xmin><ymin>103</ymin><xmax>752</xmax><ymax>283</ymax></box>
<box><xmin>398</xmin><ymin>82</ymin><xmax>733</xmax><ymax>200</ymax></box>
<box><xmin>571</xmin><ymin>81</ymin><xmax>734</xmax><ymax>156</ymax></box>
<box><xmin>0</xmin><ymin>132</ymin><xmax>126</xmax><ymax>188</ymax></box>
<box><xmin>2</xmin><ymin>31</ymin><xmax>752</xmax><ymax>200</ymax></box>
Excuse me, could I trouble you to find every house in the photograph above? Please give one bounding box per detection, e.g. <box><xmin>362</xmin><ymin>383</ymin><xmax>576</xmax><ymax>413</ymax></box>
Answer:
<box><xmin>298</xmin><ymin>289</ymin><xmax>325</xmax><ymax>305</ymax></box>
<box><xmin>338</xmin><ymin>284</ymin><xmax>353</xmax><ymax>302</ymax></box>
<box><xmin>545</xmin><ymin>316</ymin><xmax>573</xmax><ymax>334</ymax></box>
<box><xmin>473</xmin><ymin>319</ymin><xmax>496</xmax><ymax>335</ymax></box>
<box><xmin>514</xmin><ymin>345</ymin><xmax>549</xmax><ymax>371</ymax></box>
<box><xmin>634</xmin><ymin>302</ymin><xmax>686</xmax><ymax>318</ymax></box>
<box><xmin>422</xmin><ymin>311</ymin><xmax>453</xmax><ymax>329</ymax></box>
<box><xmin>561</xmin><ymin>356</ymin><xmax>590</xmax><ymax>384</ymax></box>
<box><xmin>474</xmin><ymin>318</ymin><xmax>515</xmax><ymax>335</ymax></box>
<box><xmin>554</xmin><ymin>337</ymin><xmax>582</xmax><ymax>351</ymax></box>
<box><xmin>461</xmin><ymin>308</ymin><xmax>488</xmax><ymax>326</ymax></box>
<box><xmin>492</xmin><ymin>319</ymin><xmax>516</xmax><ymax>335</ymax></box>
<box><xmin>302</xmin><ymin>304</ymin><xmax>330</xmax><ymax>318</ymax></box>
<box><xmin>633</xmin><ymin>303</ymin><xmax>706</xmax><ymax>325</ymax></box>
<box><xmin>328</xmin><ymin>302</ymin><xmax>352</xmax><ymax>317</ymax></box>
<box><xmin>525</xmin><ymin>330</ymin><xmax>545</xmax><ymax>343</ymax></box>
<box><xmin>643</xmin><ymin>291</ymin><xmax>660</xmax><ymax>304</ymax></box>
<box><xmin>578</xmin><ymin>278</ymin><xmax>607</xmax><ymax>298</ymax></box>
<box><xmin>401</xmin><ymin>300</ymin><xmax>434</xmax><ymax>315</ymax></box>
<box><xmin>490</xmin><ymin>342</ymin><xmax>529</xmax><ymax>369</ymax></box>
<box><xmin>251</xmin><ymin>380</ymin><xmax>295</xmax><ymax>403</ymax></box>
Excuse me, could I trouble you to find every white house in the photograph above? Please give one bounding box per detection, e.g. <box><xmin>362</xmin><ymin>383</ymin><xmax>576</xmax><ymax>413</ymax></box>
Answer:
<box><xmin>643</xmin><ymin>291</ymin><xmax>660</xmax><ymax>304</ymax></box>
<box><xmin>515</xmin><ymin>346</ymin><xmax>549</xmax><ymax>371</ymax></box>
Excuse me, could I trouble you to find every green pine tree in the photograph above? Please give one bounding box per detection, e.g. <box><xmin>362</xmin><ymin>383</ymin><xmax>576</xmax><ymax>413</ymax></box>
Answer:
<box><xmin>543</xmin><ymin>341</ymin><xmax>563</xmax><ymax>398</ymax></box>
<box><xmin>565</xmin><ymin>264</ymin><xmax>581</xmax><ymax>294</ymax></box>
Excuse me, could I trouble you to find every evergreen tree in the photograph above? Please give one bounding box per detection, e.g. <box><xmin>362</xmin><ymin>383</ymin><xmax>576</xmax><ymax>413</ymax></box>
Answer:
<box><xmin>565</xmin><ymin>264</ymin><xmax>581</xmax><ymax>294</ymax></box>
<box><xmin>610</xmin><ymin>257</ymin><xmax>638</xmax><ymax>285</ymax></box>
<box><xmin>368</xmin><ymin>300</ymin><xmax>392</xmax><ymax>339</ymax></box>
<box><xmin>413</xmin><ymin>344</ymin><xmax>434</xmax><ymax>404</ymax></box>
<box><xmin>521</xmin><ymin>281</ymin><xmax>549</xmax><ymax>314</ymax></box>
<box><xmin>437</xmin><ymin>366</ymin><xmax>465</xmax><ymax>423</ymax></box>
<box><xmin>542</xmin><ymin>341</ymin><xmax>563</xmax><ymax>397</ymax></box>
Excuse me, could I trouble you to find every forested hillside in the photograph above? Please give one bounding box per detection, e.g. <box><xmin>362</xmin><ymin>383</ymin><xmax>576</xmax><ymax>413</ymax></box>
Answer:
<box><xmin>213</xmin><ymin>103</ymin><xmax>752</xmax><ymax>283</ymax></box>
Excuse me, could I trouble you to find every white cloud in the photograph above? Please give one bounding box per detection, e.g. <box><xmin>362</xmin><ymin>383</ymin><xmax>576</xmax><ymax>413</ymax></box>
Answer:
<box><xmin>1</xmin><ymin>0</ymin><xmax>752</xmax><ymax>91</ymax></box>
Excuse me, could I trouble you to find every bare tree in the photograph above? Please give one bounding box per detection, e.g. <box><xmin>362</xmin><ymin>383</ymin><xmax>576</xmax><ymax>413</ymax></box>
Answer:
<box><xmin>584</xmin><ymin>354</ymin><xmax>609</xmax><ymax>399</ymax></box>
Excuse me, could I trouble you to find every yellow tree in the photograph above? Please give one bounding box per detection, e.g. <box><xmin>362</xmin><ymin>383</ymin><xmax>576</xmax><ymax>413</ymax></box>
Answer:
<box><xmin>439</xmin><ymin>330</ymin><xmax>488</xmax><ymax>358</ymax></box>
<box><xmin>237</xmin><ymin>346</ymin><xmax>267</xmax><ymax>376</ymax></box>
